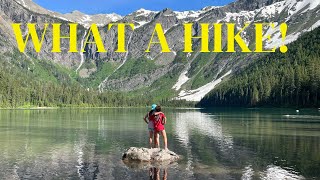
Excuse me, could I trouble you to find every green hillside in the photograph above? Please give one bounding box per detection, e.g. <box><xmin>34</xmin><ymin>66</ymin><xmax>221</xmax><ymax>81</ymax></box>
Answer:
<box><xmin>0</xmin><ymin>50</ymin><xmax>154</xmax><ymax>108</ymax></box>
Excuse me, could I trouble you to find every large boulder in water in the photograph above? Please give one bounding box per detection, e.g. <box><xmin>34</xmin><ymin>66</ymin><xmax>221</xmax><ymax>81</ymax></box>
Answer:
<box><xmin>122</xmin><ymin>147</ymin><xmax>180</xmax><ymax>168</ymax></box>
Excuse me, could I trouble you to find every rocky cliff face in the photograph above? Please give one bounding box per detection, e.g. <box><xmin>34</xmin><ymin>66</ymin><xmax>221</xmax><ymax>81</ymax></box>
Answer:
<box><xmin>0</xmin><ymin>0</ymin><xmax>319</xmax><ymax>101</ymax></box>
<box><xmin>0</xmin><ymin>0</ymin><xmax>84</xmax><ymax>67</ymax></box>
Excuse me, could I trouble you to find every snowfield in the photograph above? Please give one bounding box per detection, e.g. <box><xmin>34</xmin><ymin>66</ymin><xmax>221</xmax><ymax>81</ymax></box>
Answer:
<box><xmin>172</xmin><ymin>70</ymin><xmax>190</xmax><ymax>91</ymax></box>
<box><xmin>174</xmin><ymin>70</ymin><xmax>232</xmax><ymax>101</ymax></box>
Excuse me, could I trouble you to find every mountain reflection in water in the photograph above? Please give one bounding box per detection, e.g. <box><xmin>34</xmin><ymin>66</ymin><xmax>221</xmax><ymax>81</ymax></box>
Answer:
<box><xmin>0</xmin><ymin>108</ymin><xmax>318</xmax><ymax>179</ymax></box>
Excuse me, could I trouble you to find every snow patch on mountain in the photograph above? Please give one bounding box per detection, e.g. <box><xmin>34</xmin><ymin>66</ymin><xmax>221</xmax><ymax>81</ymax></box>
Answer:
<box><xmin>223</xmin><ymin>1</ymin><xmax>286</xmax><ymax>23</ymax></box>
<box><xmin>222</xmin><ymin>0</ymin><xmax>319</xmax><ymax>25</ymax></box>
<box><xmin>134</xmin><ymin>20</ymin><xmax>149</xmax><ymax>28</ymax></box>
<box><xmin>174</xmin><ymin>70</ymin><xmax>232</xmax><ymax>101</ymax></box>
<box><xmin>172</xmin><ymin>70</ymin><xmax>190</xmax><ymax>90</ymax></box>
<box><xmin>216</xmin><ymin>0</ymin><xmax>320</xmax><ymax>50</ymax></box>
<box><xmin>225</xmin><ymin>11</ymin><xmax>255</xmax><ymax>22</ymax></box>
<box><xmin>64</xmin><ymin>11</ymin><xmax>122</xmax><ymax>28</ymax></box>
<box><xmin>175</xmin><ymin>11</ymin><xmax>202</xmax><ymax>19</ymax></box>
<box><xmin>79</xmin><ymin>15</ymin><xmax>92</xmax><ymax>28</ymax></box>
<box><xmin>15</xmin><ymin>0</ymin><xmax>26</xmax><ymax>7</ymax></box>
<box><xmin>19</xmin><ymin>0</ymin><xmax>26</xmax><ymax>7</ymax></box>
<box><xmin>106</xmin><ymin>14</ymin><xmax>123</xmax><ymax>22</ymax></box>
<box><xmin>174</xmin><ymin>6</ymin><xmax>220</xmax><ymax>20</ymax></box>
<box><xmin>265</xmin><ymin>19</ymin><xmax>320</xmax><ymax>49</ymax></box>
<box><xmin>286</xmin><ymin>0</ymin><xmax>320</xmax><ymax>16</ymax></box>
<box><xmin>258</xmin><ymin>1</ymin><xmax>285</xmax><ymax>18</ymax></box>
<box><xmin>265</xmin><ymin>30</ymin><xmax>301</xmax><ymax>49</ymax></box>
<box><xmin>135</xmin><ymin>8</ymin><xmax>158</xmax><ymax>16</ymax></box>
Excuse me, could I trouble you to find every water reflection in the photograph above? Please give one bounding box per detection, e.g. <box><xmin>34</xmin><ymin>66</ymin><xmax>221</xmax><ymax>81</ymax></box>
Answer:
<box><xmin>260</xmin><ymin>165</ymin><xmax>304</xmax><ymax>180</ymax></box>
<box><xmin>174</xmin><ymin>111</ymin><xmax>233</xmax><ymax>151</ymax></box>
<box><xmin>241</xmin><ymin>165</ymin><xmax>254</xmax><ymax>180</ymax></box>
<box><xmin>173</xmin><ymin>111</ymin><xmax>234</xmax><ymax>179</ymax></box>
<box><xmin>0</xmin><ymin>109</ymin><xmax>319</xmax><ymax>179</ymax></box>
<box><xmin>74</xmin><ymin>135</ymin><xmax>86</xmax><ymax>179</ymax></box>
<box><xmin>174</xmin><ymin>110</ymin><xmax>309</xmax><ymax>180</ymax></box>
<box><xmin>149</xmin><ymin>168</ymin><xmax>167</xmax><ymax>180</ymax></box>
<box><xmin>241</xmin><ymin>164</ymin><xmax>305</xmax><ymax>180</ymax></box>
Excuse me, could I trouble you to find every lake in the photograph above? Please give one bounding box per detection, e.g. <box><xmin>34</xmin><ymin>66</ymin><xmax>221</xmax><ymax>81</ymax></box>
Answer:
<box><xmin>0</xmin><ymin>108</ymin><xmax>319</xmax><ymax>179</ymax></box>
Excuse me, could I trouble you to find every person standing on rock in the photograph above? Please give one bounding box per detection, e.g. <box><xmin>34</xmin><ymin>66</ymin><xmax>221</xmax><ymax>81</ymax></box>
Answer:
<box><xmin>154</xmin><ymin>105</ymin><xmax>168</xmax><ymax>150</ymax></box>
<box><xmin>144</xmin><ymin>104</ymin><xmax>158</xmax><ymax>148</ymax></box>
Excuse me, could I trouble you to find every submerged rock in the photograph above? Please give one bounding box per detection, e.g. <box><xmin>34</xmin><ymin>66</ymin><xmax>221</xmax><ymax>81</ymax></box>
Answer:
<box><xmin>122</xmin><ymin>147</ymin><xmax>180</xmax><ymax>168</ymax></box>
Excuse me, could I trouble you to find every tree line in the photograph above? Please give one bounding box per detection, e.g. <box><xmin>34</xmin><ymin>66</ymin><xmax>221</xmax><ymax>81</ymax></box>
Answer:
<box><xmin>0</xmin><ymin>64</ymin><xmax>154</xmax><ymax>108</ymax></box>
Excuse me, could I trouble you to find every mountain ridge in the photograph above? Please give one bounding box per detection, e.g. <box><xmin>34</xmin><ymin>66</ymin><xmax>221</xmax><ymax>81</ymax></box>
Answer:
<box><xmin>0</xmin><ymin>0</ymin><xmax>319</xmax><ymax>104</ymax></box>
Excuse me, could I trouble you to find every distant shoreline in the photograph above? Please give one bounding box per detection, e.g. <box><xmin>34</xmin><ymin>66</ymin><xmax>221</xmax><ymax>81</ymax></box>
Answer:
<box><xmin>0</xmin><ymin>106</ymin><xmax>197</xmax><ymax>110</ymax></box>
<box><xmin>0</xmin><ymin>106</ymin><xmax>318</xmax><ymax>111</ymax></box>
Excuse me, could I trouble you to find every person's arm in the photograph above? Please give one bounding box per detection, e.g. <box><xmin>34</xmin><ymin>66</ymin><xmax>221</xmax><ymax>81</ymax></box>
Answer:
<box><xmin>154</xmin><ymin>111</ymin><xmax>163</xmax><ymax>115</ymax></box>
<box><xmin>158</xmin><ymin>113</ymin><xmax>166</xmax><ymax>124</ymax></box>
<box><xmin>143</xmin><ymin>113</ymin><xmax>148</xmax><ymax>124</ymax></box>
<box><xmin>162</xmin><ymin>117</ymin><xmax>167</xmax><ymax>125</ymax></box>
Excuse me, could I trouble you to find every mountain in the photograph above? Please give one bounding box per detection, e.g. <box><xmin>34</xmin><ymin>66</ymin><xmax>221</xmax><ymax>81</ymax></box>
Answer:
<box><xmin>14</xmin><ymin>0</ymin><xmax>123</xmax><ymax>27</ymax></box>
<box><xmin>198</xmin><ymin>26</ymin><xmax>320</xmax><ymax>107</ymax></box>
<box><xmin>0</xmin><ymin>0</ymin><xmax>319</xmax><ymax>106</ymax></box>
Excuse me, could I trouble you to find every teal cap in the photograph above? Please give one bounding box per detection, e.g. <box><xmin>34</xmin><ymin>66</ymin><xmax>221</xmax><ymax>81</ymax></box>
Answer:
<box><xmin>151</xmin><ymin>104</ymin><xmax>157</xmax><ymax>110</ymax></box>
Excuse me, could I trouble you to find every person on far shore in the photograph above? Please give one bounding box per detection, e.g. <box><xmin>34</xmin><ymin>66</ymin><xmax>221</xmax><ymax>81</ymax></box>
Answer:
<box><xmin>153</xmin><ymin>105</ymin><xmax>168</xmax><ymax>150</ymax></box>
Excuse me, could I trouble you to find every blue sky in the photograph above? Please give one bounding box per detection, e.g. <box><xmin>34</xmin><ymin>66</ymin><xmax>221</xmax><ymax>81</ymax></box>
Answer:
<box><xmin>33</xmin><ymin>0</ymin><xmax>235</xmax><ymax>16</ymax></box>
